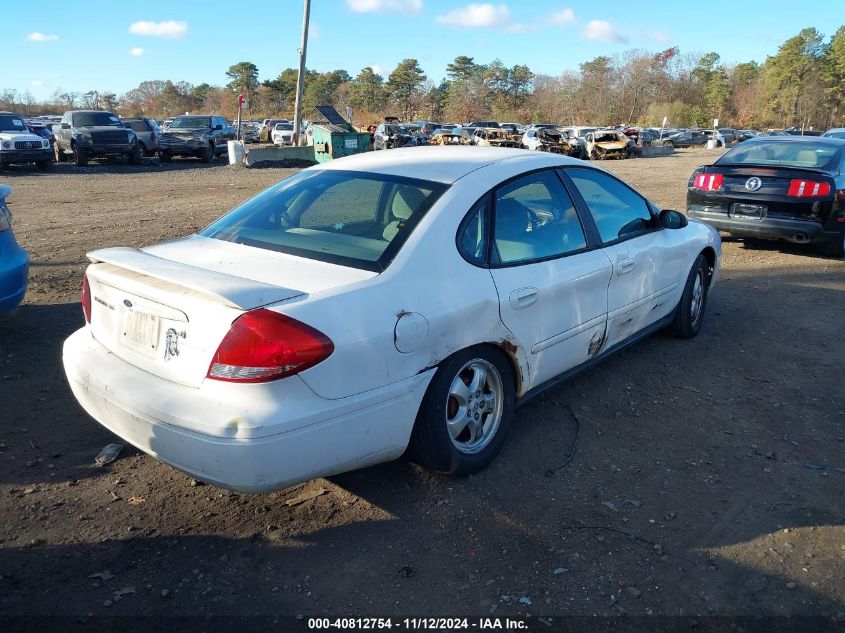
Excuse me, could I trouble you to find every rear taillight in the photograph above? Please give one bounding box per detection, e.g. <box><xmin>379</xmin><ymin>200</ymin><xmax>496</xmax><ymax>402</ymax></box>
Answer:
<box><xmin>786</xmin><ymin>179</ymin><xmax>831</xmax><ymax>198</ymax></box>
<box><xmin>208</xmin><ymin>308</ymin><xmax>334</xmax><ymax>383</ymax></box>
<box><xmin>81</xmin><ymin>274</ymin><xmax>92</xmax><ymax>324</ymax></box>
<box><xmin>692</xmin><ymin>173</ymin><xmax>724</xmax><ymax>191</ymax></box>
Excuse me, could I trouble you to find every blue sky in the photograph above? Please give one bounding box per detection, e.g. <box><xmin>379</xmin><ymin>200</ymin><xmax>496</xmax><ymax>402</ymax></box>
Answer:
<box><xmin>8</xmin><ymin>0</ymin><xmax>840</xmax><ymax>100</ymax></box>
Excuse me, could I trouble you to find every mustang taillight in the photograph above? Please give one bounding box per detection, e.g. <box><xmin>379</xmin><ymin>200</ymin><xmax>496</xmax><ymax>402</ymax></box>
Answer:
<box><xmin>81</xmin><ymin>274</ymin><xmax>92</xmax><ymax>324</ymax></box>
<box><xmin>786</xmin><ymin>179</ymin><xmax>831</xmax><ymax>198</ymax></box>
<box><xmin>208</xmin><ymin>309</ymin><xmax>334</xmax><ymax>383</ymax></box>
<box><xmin>692</xmin><ymin>173</ymin><xmax>724</xmax><ymax>191</ymax></box>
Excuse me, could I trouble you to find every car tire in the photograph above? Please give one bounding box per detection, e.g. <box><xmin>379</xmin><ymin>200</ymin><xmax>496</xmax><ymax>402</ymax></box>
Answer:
<box><xmin>159</xmin><ymin>150</ymin><xmax>172</xmax><ymax>163</ymax></box>
<box><xmin>200</xmin><ymin>143</ymin><xmax>215</xmax><ymax>163</ymax></box>
<box><xmin>816</xmin><ymin>232</ymin><xmax>845</xmax><ymax>258</ymax></box>
<box><xmin>35</xmin><ymin>158</ymin><xmax>53</xmax><ymax>171</ymax></box>
<box><xmin>53</xmin><ymin>144</ymin><xmax>65</xmax><ymax>163</ymax></box>
<box><xmin>666</xmin><ymin>253</ymin><xmax>710</xmax><ymax>339</ymax></box>
<box><xmin>408</xmin><ymin>345</ymin><xmax>515</xmax><ymax>475</ymax></box>
<box><xmin>663</xmin><ymin>140</ymin><xmax>674</xmax><ymax>148</ymax></box>
<box><xmin>72</xmin><ymin>145</ymin><xmax>88</xmax><ymax>167</ymax></box>
<box><xmin>128</xmin><ymin>145</ymin><xmax>142</xmax><ymax>165</ymax></box>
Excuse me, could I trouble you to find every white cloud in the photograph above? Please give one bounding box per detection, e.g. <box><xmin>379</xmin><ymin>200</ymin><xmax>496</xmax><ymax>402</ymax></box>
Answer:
<box><xmin>582</xmin><ymin>19</ymin><xmax>627</xmax><ymax>43</ymax></box>
<box><xmin>370</xmin><ymin>64</ymin><xmax>385</xmax><ymax>76</ymax></box>
<box><xmin>550</xmin><ymin>8</ymin><xmax>575</xmax><ymax>25</ymax></box>
<box><xmin>27</xmin><ymin>32</ymin><xmax>59</xmax><ymax>42</ymax></box>
<box><xmin>436</xmin><ymin>3</ymin><xmax>512</xmax><ymax>29</ymax></box>
<box><xmin>129</xmin><ymin>47</ymin><xmax>145</xmax><ymax>56</ymax></box>
<box><xmin>128</xmin><ymin>20</ymin><xmax>188</xmax><ymax>38</ymax></box>
<box><xmin>346</xmin><ymin>0</ymin><xmax>422</xmax><ymax>14</ymax></box>
<box><xmin>31</xmin><ymin>80</ymin><xmax>45</xmax><ymax>87</ymax></box>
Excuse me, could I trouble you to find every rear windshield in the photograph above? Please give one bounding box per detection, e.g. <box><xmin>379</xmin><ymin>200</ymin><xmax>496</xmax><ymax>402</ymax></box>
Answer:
<box><xmin>718</xmin><ymin>141</ymin><xmax>841</xmax><ymax>170</ymax></box>
<box><xmin>200</xmin><ymin>170</ymin><xmax>448</xmax><ymax>272</ymax></box>
<box><xmin>73</xmin><ymin>112</ymin><xmax>122</xmax><ymax>127</ymax></box>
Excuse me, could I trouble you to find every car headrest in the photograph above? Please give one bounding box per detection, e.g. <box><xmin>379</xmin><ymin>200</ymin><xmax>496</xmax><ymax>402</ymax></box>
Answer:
<box><xmin>392</xmin><ymin>187</ymin><xmax>425</xmax><ymax>220</ymax></box>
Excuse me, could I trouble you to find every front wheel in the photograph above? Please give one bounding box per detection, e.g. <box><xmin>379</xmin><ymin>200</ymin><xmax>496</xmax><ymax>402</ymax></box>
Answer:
<box><xmin>408</xmin><ymin>346</ymin><xmax>515</xmax><ymax>475</ymax></box>
<box><xmin>54</xmin><ymin>144</ymin><xmax>65</xmax><ymax>163</ymax></box>
<box><xmin>128</xmin><ymin>144</ymin><xmax>142</xmax><ymax>165</ymax></box>
<box><xmin>72</xmin><ymin>145</ymin><xmax>88</xmax><ymax>167</ymax></box>
<box><xmin>200</xmin><ymin>143</ymin><xmax>215</xmax><ymax>163</ymax></box>
<box><xmin>666</xmin><ymin>253</ymin><xmax>710</xmax><ymax>338</ymax></box>
<box><xmin>159</xmin><ymin>150</ymin><xmax>172</xmax><ymax>163</ymax></box>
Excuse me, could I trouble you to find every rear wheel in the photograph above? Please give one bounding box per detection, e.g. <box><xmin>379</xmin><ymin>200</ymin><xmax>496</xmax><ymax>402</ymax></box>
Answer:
<box><xmin>816</xmin><ymin>232</ymin><xmax>845</xmax><ymax>258</ymax></box>
<box><xmin>72</xmin><ymin>145</ymin><xmax>88</xmax><ymax>167</ymax></box>
<box><xmin>663</xmin><ymin>140</ymin><xmax>674</xmax><ymax>148</ymax></box>
<box><xmin>409</xmin><ymin>346</ymin><xmax>515</xmax><ymax>475</ymax></box>
<box><xmin>666</xmin><ymin>253</ymin><xmax>710</xmax><ymax>338</ymax></box>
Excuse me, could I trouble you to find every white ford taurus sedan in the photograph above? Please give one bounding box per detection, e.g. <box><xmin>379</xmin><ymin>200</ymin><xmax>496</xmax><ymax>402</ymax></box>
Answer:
<box><xmin>63</xmin><ymin>147</ymin><xmax>721</xmax><ymax>492</ymax></box>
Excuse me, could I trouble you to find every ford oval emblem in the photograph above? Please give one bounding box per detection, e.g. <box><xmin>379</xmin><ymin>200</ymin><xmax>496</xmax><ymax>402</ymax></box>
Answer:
<box><xmin>745</xmin><ymin>177</ymin><xmax>762</xmax><ymax>192</ymax></box>
<box><xmin>123</xmin><ymin>299</ymin><xmax>133</xmax><ymax>308</ymax></box>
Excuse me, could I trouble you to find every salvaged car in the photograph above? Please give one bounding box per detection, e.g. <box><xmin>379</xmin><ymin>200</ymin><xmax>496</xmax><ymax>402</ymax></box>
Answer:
<box><xmin>158</xmin><ymin>115</ymin><xmax>235</xmax><ymax>163</ymax></box>
<box><xmin>522</xmin><ymin>127</ymin><xmax>584</xmax><ymax>158</ymax></box>
<box><xmin>0</xmin><ymin>111</ymin><xmax>53</xmax><ymax>170</ymax></box>
<box><xmin>429</xmin><ymin>130</ymin><xmax>465</xmax><ymax>145</ymax></box>
<box><xmin>471</xmin><ymin>128</ymin><xmax>520</xmax><ymax>148</ymax></box>
<box><xmin>54</xmin><ymin>110</ymin><xmax>141</xmax><ymax>166</ymax></box>
<box><xmin>63</xmin><ymin>147</ymin><xmax>721</xmax><ymax>492</ymax></box>
<box><xmin>373</xmin><ymin>123</ymin><xmax>420</xmax><ymax>150</ymax></box>
<box><xmin>271</xmin><ymin>122</ymin><xmax>294</xmax><ymax>146</ymax></box>
<box><xmin>122</xmin><ymin>117</ymin><xmax>160</xmax><ymax>156</ymax></box>
<box><xmin>585</xmin><ymin>130</ymin><xmax>632</xmax><ymax>160</ymax></box>
<box><xmin>687</xmin><ymin>136</ymin><xmax>845</xmax><ymax>257</ymax></box>
<box><xmin>0</xmin><ymin>185</ymin><xmax>29</xmax><ymax>313</ymax></box>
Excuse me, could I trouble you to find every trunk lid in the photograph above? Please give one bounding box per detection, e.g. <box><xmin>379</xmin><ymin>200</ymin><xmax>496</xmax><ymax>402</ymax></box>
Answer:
<box><xmin>85</xmin><ymin>236</ymin><xmax>375</xmax><ymax>388</ymax></box>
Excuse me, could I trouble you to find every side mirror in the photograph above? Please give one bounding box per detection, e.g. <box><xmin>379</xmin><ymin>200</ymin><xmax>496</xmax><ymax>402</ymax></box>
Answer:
<box><xmin>61</xmin><ymin>122</ymin><xmax>70</xmax><ymax>129</ymax></box>
<box><xmin>659</xmin><ymin>209</ymin><xmax>688</xmax><ymax>229</ymax></box>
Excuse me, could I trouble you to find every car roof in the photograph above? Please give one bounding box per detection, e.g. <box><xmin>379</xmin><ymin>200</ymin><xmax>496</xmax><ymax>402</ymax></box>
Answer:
<box><xmin>740</xmin><ymin>136</ymin><xmax>845</xmax><ymax>147</ymax></box>
<box><xmin>317</xmin><ymin>146</ymin><xmax>584</xmax><ymax>184</ymax></box>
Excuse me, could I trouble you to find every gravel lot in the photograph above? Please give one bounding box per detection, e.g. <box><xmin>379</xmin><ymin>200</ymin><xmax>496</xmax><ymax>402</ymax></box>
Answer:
<box><xmin>1</xmin><ymin>149</ymin><xmax>844</xmax><ymax>622</ymax></box>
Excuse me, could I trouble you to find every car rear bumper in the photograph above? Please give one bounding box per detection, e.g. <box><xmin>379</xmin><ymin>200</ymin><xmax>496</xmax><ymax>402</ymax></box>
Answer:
<box><xmin>687</xmin><ymin>206</ymin><xmax>829</xmax><ymax>243</ymax></box>
<box><xmin>0</xmin><ymin>234</ymin><xmax>29</xmax><ymax>313</ymax></box>
<box><xmin>62</xmin><ymin>328</ymin><xmax>432</xmax><ymax>492</ymax></box>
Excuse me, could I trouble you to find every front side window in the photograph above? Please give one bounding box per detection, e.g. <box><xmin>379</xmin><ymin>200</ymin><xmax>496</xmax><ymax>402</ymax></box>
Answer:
<box><xmin>566</xmin><ymin>168</ymin><xmax>653</xmax><ymax>243</ymax></box>
<box><xmin>201</xmin><ymin>170</ymin><xmax>447</xmax><ymax>272</ymax></box>
<box><xmin>493</xmin><ymin>171</ymin><xmax>586</xmax><ymax>265</ymax></box>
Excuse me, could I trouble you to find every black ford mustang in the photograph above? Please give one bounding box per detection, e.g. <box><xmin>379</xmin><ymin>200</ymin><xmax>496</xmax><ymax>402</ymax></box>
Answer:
<box><xmin>686</xmin><ymin>137</ymin><xmax>845</xmax><ymax>257</ymax></box>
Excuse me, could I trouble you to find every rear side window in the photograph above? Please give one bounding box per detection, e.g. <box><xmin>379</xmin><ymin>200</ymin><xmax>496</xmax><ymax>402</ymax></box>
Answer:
<box><xmin>126</xmin><ymin>120</ymin><xmax>150</xmax><ymax>132</ymax></box>
<box><xmin>200</xmin><ymin>170</ymin><xmax>447</xmax><ymax>272</ymax></box>
<box><xmin>458</xmin><ymin>198</ymin><xmax>489</xmax><ymax>265</ymax></box>
<box><xmin>493</xmin><ymin>171</ymin><xmax>586</xmax><ymax>265</ymax></box>
<box><xmin>567</xmin><ymin>168</ymin><xmax>653</xmax><ymax>243</ymax></box>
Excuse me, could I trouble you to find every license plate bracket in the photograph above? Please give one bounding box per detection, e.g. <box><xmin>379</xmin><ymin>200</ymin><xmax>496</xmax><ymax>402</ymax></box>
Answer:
<box><xmin>730</xmin><ymin>203</ymin><xmax>766</xmax><ymax>219</ymax></box>
<box><xmin>121</xmin><ymin>309</ymin><xmax>161</xmax><ymax>354</ymax></box>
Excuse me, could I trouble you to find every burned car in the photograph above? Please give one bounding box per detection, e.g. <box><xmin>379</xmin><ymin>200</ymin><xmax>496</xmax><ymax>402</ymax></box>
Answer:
<box><xmin>429</xmin><ymin>130</ymin><xmax>465</xmax><ymax>145</ymax></box>
<box><xmin>522</xmin><ymin>127</ymin><xmax>584</xmax><ymax>158</ymax></box>
<box><xmin>373</xmin><ymin>123</ymin><xmax>421</xmax><ymax>150</ymax></box>
<box><xmin>471</xmin><ymin>128</ymin><xmax>520</xmax><ymax>148</ymax></box>
<box><xmin>158</xmin><ymin>115</ymin><xmax>234</xmax><ymax>163</ymax></box>
<box><xmin>585</xmin><ymin>130</ymin><xmax>632</xmax><ymax>160</ymax></box>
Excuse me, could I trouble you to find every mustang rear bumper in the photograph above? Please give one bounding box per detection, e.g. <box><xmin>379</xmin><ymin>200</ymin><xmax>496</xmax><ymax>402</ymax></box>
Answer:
<box><xmin>63</xmin><ymin>328</ymin><xmax>433</xmax><ymax>492</ymax></box>
<box><xmin>687</xmin><ymin>207</ymin><xmax>833</xmax><ymax>243</ymax></box>
<box><xmin>0</xmin><ymin>232</ymin><xmax>28</xmax><ymax>313</ymax></box>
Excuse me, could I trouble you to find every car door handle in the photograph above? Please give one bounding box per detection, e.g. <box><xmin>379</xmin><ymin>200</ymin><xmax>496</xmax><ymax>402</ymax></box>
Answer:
<box><xmin>617</xmin><ymin>257</ymin><xmax>635</xmax><ymax>275</ymax></box>
<box><xmin>509</xmin><ymin>287</ymin><xmax>538</xmax><ymax>309</ymax></box>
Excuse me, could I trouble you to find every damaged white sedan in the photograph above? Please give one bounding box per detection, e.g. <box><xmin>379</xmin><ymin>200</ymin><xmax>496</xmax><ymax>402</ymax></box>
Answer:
<box><xmin>63</xmin><ymin>147</ymin><xmax>721</xmax><ymax>492</ymax></box>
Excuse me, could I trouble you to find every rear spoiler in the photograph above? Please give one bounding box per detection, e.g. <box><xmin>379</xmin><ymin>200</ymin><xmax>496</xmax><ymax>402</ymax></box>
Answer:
<box><xmin>87</xmin><ymin>247</ymin><xmax>304</xmax><ymax>310</ymax></box>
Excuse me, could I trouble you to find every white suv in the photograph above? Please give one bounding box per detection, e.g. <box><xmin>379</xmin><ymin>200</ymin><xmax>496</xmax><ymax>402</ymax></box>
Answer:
<box><xmin>0</xmin><ymin>111</ymin><xmax>53</xmax><ymax>170</ymax></box>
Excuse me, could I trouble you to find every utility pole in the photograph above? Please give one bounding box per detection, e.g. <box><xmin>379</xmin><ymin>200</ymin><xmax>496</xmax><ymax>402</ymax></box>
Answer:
<box><xmin>292</xmin><ymin>0</ymin><xmax>311</xmax><ymax>146</ymax></box>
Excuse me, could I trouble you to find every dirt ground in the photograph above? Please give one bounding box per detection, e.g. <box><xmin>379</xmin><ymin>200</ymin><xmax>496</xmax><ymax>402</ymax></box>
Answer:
<box><xmin>1</xmin><ymin>149</ymin><xmax>844</xmax><ymax>624</ymax></box>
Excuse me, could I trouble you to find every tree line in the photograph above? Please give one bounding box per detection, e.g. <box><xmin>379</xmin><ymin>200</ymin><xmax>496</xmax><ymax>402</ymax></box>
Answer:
<box><xmin>2</xmin><ymin>26</ymin><xmax>843</xmax><ymax>130</ymax></box>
